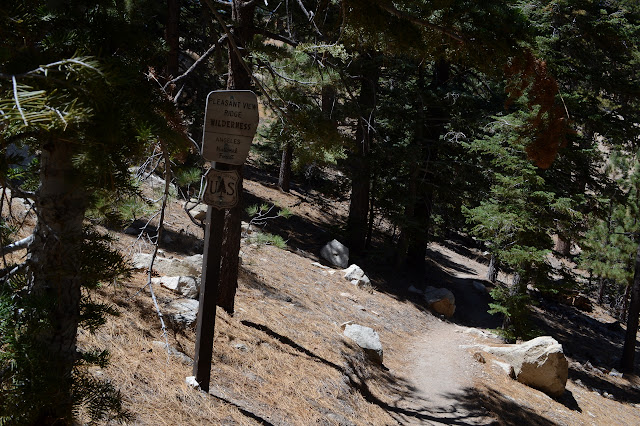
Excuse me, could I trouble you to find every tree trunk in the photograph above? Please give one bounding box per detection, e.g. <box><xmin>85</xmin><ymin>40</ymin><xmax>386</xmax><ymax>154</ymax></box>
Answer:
<box><xmin>346</xmin><ymin>51</ymin><xmax>378</xmax><ymax>256</ymax></box>
<box><xmin>365</xmin><ymin>176</ymin><xmax>376</xmax><ymax>249</ymax></box>
<box><xmin>166</xmin><ymin>0</ymin><xmax>180</xmax><ymax>78</ymax></box>
<box><xmin>555</xmin><ymin>234</ymin><xmax>571</xmax><ymax>256</ymax></box>
<box><xmin>621</xmin><ymin>242</ymin><xmax>640</xmax><ymax>372</ymax></box>
<box><xmin>597</xmin><ymin>277</ymin><xmax>606</xmax><ymax>305</ymax></box>
<box><xmin>487</xmin><ymin>254</ymin><xmax>499</xmax><ymax>283</ymax></box>
<box><xmin>395</xmin><ymin>167</ymin><xmax>418</xmax><ymax>269</ymax></box>
<box><xmin>406</xmin><ymin>190</ymin><xmax>432</xmax><ymax>277</ymax></box>
<box><xmin>620</xmin><ymin>282</ymin><xmax>631</xmax><ymax>322</ymax></box>
<box><xmin>278</xmin><ymin>143</ymin><xmax>293</xmax><ymax>192</ymax></box>
<box><xmin>400</xmin><ymin>59</ymin><xmax>449</xmax><ymax>274</ymax></box>
<box><xmin>29</xmin><ymin>138</ymin><xmax>87</xmax><ymax>424</ymax></box>
<box><xmin>322</xmin><ymin>84</ymin><xmax>337</xmax><ymax>120</ymax></box>
<box><xmin>218</xmin><ymin>0</ymin><xmax>256</xmax><ymax>314</ymax></box>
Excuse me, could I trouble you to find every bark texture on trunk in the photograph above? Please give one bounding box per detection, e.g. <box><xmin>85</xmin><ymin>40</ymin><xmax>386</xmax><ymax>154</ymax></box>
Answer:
<box><xmin>29</xmin><ymin>138</ymin><xmax>87</xmax><ymax>424</ymax></box>
<box><xmin>621</xmin><ymin>242</ymin><xmax>640</xmax><ymax>372</ymax></box>
<box><xmin>487</xmin><ymin>255</ymin><xmax>499</xmax><ymax>283</ymax></box>
<box><xmin>218</xmin><ymin>0</ymin><xmax>255</xmax><ymax>313</ymax></box>
<box><xmin>396</xmin><ymin>60</ymin><xmax>448</xmax><ymax>275</ymax></box>
<box><xmin>555</xmin><ymin>235</ymin><xmax>571</xmax><ymax>256</ymax></box>
<box><xmin>346</xmin><ymin>52</ymin><xmax>378</xmax><ymax>256</ymax></box>
<box><xmin>278</xmin><ymin>143</ymin><xmax>293</xmax><ymax>192</ymax></box>
<box><xmin>166</xmin><ymin>0</ymin><xmax>180</xmax><ymax>78</ymax></box>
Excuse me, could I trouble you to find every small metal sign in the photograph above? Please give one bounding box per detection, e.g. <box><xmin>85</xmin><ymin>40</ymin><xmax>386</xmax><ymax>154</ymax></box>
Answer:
<box><xmin>202</xmin><ymin>90</ymin><xmax>259</xmax><ymax>164</ymax></box>
<box><xmin>202</xmin><ymin>169</ymin><xmax>240</xmax><ymax>209</ymax></box>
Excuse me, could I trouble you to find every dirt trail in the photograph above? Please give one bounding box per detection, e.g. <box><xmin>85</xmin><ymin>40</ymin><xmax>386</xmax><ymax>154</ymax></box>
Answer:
<box><xmin>392</xmin><ymin>243</ymin><xmax>499</xmax><ymax>425</ymax></box>
<box><xmin>394</xmin><ymin>321</ymin><xmax>493</xmax><ymax>425</ymax></box>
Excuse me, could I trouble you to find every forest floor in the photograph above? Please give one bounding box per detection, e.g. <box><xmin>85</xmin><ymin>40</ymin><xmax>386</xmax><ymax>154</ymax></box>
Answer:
<box><xmin>59</xmin><ymin>163</ymin><xmax>640</xmax><ymax>424</ymax></box>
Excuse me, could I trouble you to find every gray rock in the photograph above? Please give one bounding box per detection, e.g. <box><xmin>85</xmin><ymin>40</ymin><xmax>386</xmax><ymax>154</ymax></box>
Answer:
<box><xmin>423</xmin><ymin>286</ymin><xmax>456</xmax><ymax>318</ymax></box>
<box><xmin>151</xmin><ymin>276</ymin><xmax>200</xmax><ymax>299</ymax></box>
<box><xmin>342</xmin><ymin>324</ymin><xmax>383</xmax><ymax>364</ymax></box>
<box><xmin>186</xmin><ymin>203</ymin><xmax>208</xmax><ymax>221</ymax></box>
<box><xmin>343</xmin><ymin>264</ymin><xmax>371</xmax><ymax>288</ymax></box>
<box><xmin>132</xmin><ymin>253</ymin><xmax>201</xmax><ymax>277</ymax></box>
<box><xmin>166</xmin><ymin>298</ymin><xmax>199</xmax><ymax>327</ymax></box>
<box><xmin>320</xmin><ymin>239</ymin><xmax>349</xmax><ymax>268</ymax></box>
<box><xmin>480</xmin><ymin>336</ymin><xmax>568</xmax><ymax>398</ymax></box>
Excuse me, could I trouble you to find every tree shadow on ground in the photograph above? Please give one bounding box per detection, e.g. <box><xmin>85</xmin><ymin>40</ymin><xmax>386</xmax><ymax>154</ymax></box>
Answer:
<box><xmin>118</xmin><ymin>218</ymin><xmax>204</xmax><ymax>255</ymax></box>
<box><xmin>531</xmin><ymin>301</ymin><xmax>640</xmax><ymax>404</ymax></box>
<box><xmin>240</xmin><ymin>177</ymin><xmax>503</xmax><ymax>330</ymax></box>
<box><xmin>242</xmin><ymin>188</ymin><xmax>336</xmax><ymax>257</ymax></box>
<box><xmin>241</xmin><ymin>318</ymin><xmax>506</xmax><ymax>425</ymax></box>
<box><xmin>426</xmin><ymin>246</ymin><xmax>479</xmax><ymax>276</ymax></box>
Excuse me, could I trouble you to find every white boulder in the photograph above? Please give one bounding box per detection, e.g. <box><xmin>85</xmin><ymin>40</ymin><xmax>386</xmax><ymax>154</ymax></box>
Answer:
<box><xmin>480</xmin><ymin>336</ymin><xmax>568</xmax><ymax>397</ymax></box>
<box><xmin>343</xmin><ymin>264</ymin><xmax>371</xmax><ymax>288</ymax></box>
<box><xmin>152</xmin><ymin>276</ymin><xmax>200</xmax><ymax>299</ymax></box>
<box><xmin>132</xmin><ymin>253</ymin><xmax>202</xmax><ymax>277</ymax></box>
<box><xmin>166</xmin><ymin>298</ymin><xmax>199</xmax><ymax>327</ymax></box>
<box><xmin>342</xmin><ymin>323</ymin><xmax>383</xmax><ymax>364</ymax></box>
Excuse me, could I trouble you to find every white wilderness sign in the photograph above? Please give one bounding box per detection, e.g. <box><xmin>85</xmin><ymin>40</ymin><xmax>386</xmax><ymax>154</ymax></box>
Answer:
<box><xmin>201</xmin><ymin>90</ymin><xmax>259</xmax><ymax>165</ymax></box>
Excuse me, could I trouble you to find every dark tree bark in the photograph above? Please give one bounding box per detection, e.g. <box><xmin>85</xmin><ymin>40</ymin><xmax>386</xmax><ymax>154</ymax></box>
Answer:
<box><xmin>555</xmin><ymin>234</ymin><xmax>571</xmax><ymax>256</ymax></box>
<box><xmin>487</xmin><ymin>255</ymin><xmax>499</xmax><ymax>283</ymax></box>
<box><xmin>346</xmin><ymin>51</ymin><xmax>378</xmax><ymax>256</ymax></box>
<box><xmin>396</xmin><ymin>60</ymin><xmax>449</xmax><ymax>275</ymax></box>
<box><xmin>597</xmin><ymin>277</ymin><xmax>606</xmax><ymax>305</ymax></box>
<box><xmin>218</xmin><ymin>0</ymin><xmax>256</xmax><ymax>313</ymax></box>
<box><xmin>166</xmin><ymin>0</ymin><xmax>180</xmax><ymax>78</ymax></box>
<box><xmin>621</xmin><ymin>242</ymin><xmax>640</xmax><ymax>372</ymax></box>
<box><xmin>406</xmin><ymin>190</ymin><xmax>433</xmax><ymax>277</ymax></box>
<box><xmin>278</xmin><ymin>143</ymin><xmax>293</xmax><ymax>192</ymax></box>
<box><xmin>29</xmin><ymin>138</ymin><xmax>87</xmax><ymax>424</ymax></box>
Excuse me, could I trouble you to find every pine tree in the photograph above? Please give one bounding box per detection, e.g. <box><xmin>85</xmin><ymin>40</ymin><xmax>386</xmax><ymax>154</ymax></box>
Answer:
<box><xmin>0</xmin><ymin>1</ymin><xmax>187</xmax><ymax>422</ymax></box>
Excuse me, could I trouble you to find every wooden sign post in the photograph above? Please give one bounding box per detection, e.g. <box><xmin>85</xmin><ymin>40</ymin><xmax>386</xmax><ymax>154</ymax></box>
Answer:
<box><xmin>193</xmin><ymin>91</ymin><xmax>258</xmax><ymax>392</ymax></box>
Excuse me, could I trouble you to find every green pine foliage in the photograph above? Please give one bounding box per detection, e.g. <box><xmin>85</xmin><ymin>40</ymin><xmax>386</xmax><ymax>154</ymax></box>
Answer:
<box><xmin>0</xmin><ymin>228</ymin><xmax>131</xmax><ymax>424</ymax></box>
<box><xmin>463</xmin><ymin>112</ymin><xmax>559</xmax><ymax>338</ymax></box>
<box><xmin>1</xmin><ymin>0</ymin><xmax>189</xmax><ymax>423</ymax></box>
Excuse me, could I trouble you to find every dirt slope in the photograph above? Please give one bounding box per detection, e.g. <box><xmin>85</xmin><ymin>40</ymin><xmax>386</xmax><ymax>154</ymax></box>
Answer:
<box><xmin>67</xmin><ymin>171</ymin><xmax>640</xmax><ymax>425</ymax></box>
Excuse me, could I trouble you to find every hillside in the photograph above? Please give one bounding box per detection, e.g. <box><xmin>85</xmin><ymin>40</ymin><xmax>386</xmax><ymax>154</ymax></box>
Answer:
<box><xmin>75</xmin><ymin>168</ymin><xmax>640</xmax><ymax>425</ymax></box>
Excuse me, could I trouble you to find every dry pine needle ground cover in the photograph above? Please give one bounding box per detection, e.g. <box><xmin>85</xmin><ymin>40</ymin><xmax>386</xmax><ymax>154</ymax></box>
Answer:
<box><xmin>5</xmin><ymin>171</ymin><xmax>640</xmax><ymax>425</ymax></box>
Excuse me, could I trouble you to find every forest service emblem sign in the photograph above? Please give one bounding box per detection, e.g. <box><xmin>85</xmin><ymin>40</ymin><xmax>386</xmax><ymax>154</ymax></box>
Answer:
<box><xmin>202</xmin><ymin>169</ymin><xmax>240</xmax><ymax>209</ymax></box>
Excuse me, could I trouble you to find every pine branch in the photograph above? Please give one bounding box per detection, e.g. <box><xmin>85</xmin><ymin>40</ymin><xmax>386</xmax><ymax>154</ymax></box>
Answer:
<box><xmin>164</xmin><ymin>36</ymin><xmax>226</xmax><ymax>89</ymax></box>
<box><xmin>203</xmin><ymin>0</ymin><xmax>289</xmax><ymax>123</ymax></box>
<box><xmin>377</xmin><ymin>2</ymin><xmax>465</xmax><ymax>44</ymax></box>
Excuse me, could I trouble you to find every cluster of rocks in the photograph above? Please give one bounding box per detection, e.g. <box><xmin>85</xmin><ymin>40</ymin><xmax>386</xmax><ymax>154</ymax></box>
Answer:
<box><xmin>132</xmin><ymin>252</ymin><xmax>204</xmax><ymax>326</ymax></box>
<box><xmin>319</xmin><ymin>239</ymin><xmax>460</xmax><ymax>364</ymax></box>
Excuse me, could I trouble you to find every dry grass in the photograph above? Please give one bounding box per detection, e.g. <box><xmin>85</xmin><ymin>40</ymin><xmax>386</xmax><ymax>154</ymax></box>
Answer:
<box><xmin>77</xmin><ymin>232</ymin><xmax>433</xmax><ymax>425</ymax></box>
<box><xmin>7</xmin><ymin>175</ymin><xmax>640</xmax><ymax>425</ymax></box>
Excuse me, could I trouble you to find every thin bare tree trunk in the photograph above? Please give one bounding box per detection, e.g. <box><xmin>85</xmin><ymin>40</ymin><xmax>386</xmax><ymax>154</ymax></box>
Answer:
<box><xmin>346</xmin><ymin>51</ymin><xmax>378</xmax><ymax>256</ymax></box>
<box><xmin>487</xmin><ymin>255</ymin><xmax>499</xmax><ymax>283</ymax></box>
<box><xmin>278</xmin><ymin>143</ymin><xmax>293</xmax><ymax>192</ymax></box>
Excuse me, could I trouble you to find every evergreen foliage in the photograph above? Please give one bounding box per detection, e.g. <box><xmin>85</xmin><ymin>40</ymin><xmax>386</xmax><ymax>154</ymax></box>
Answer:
<box><xmin>1</xmin><ymin>0</ymin><xmax>188</xmax><ymax>422</ymax></box>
